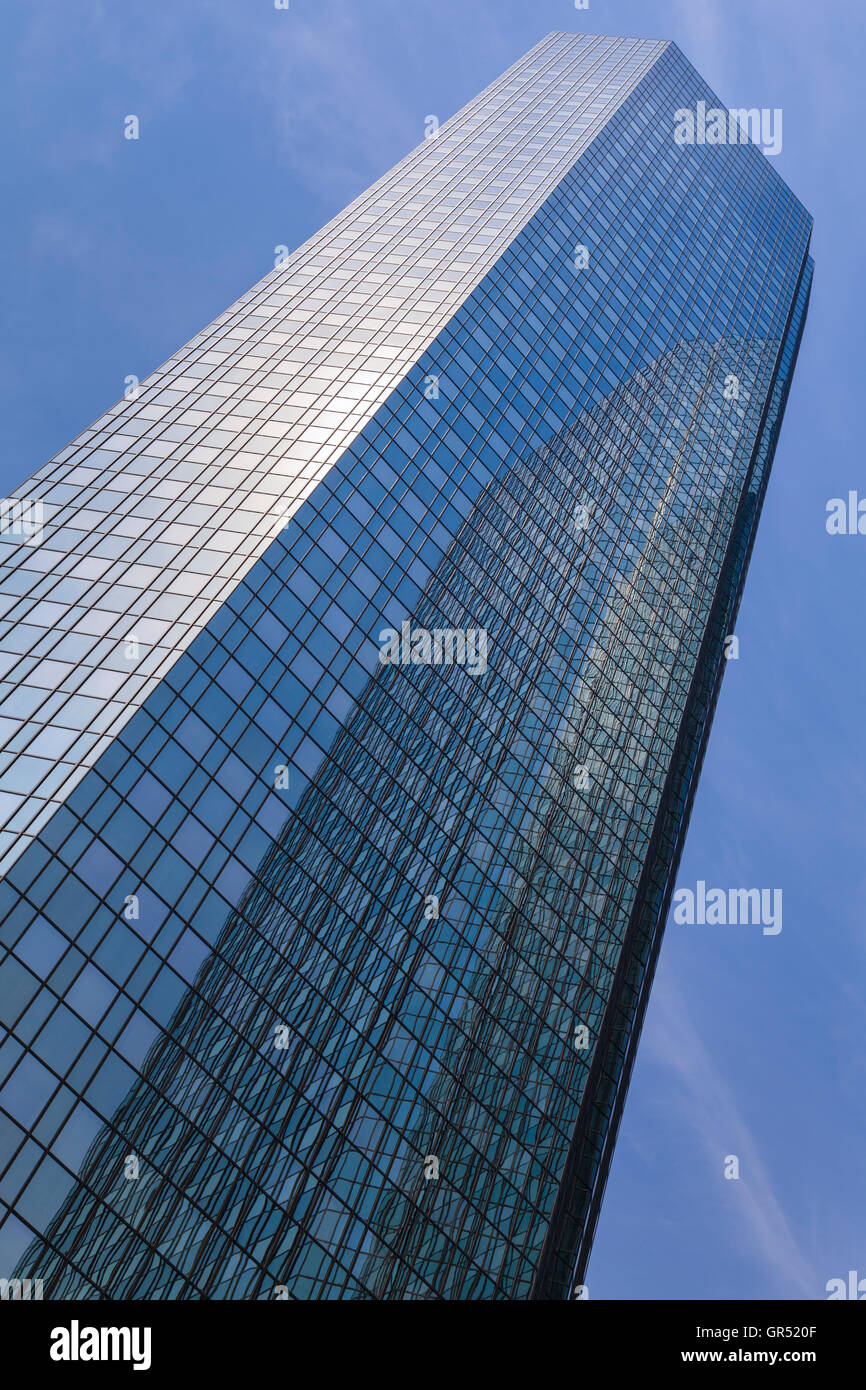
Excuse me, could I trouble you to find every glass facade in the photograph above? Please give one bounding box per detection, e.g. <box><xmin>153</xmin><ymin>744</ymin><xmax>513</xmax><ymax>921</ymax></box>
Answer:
<box><xmin>0</xmin><ymin>32</ymin><xmax>812</xmax><ymax>1299</ymax></box>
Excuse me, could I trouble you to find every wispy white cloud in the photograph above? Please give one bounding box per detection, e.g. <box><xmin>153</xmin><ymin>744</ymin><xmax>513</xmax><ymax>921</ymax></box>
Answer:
<box><xmin>669</xmin><ymin>0</ymin><xmax>733</xmax><ymax>89</ymax></box>
<box><xmin>31</xmin><ymin>210</ymin><xmax>95</xmax><ymax>263</ymax></box>
<box><xmin>645</xmin><ymin>970</ymin><xmax>817</xmax><ymax>1296</ymax></box>
<box><xmin>199</xmin><ymin>0</ymin><xmax>421</xmax><ymax>205</ymax></box>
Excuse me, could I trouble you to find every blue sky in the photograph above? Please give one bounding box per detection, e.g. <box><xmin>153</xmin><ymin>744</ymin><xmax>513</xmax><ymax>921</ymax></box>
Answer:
<box><xmin>1</xmin><ymin>0</ymin><xmax>863</xmax><ymax>1299</ymax></box>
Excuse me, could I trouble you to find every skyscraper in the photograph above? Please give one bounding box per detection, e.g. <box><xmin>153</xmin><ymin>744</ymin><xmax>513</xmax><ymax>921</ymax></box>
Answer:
<box><xmin>0</xmin><ymin>31</ymin><xmax>811</xmax><ymax>1299</ymax></box>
